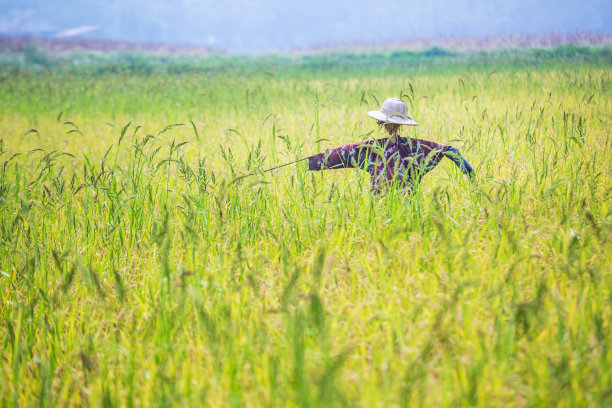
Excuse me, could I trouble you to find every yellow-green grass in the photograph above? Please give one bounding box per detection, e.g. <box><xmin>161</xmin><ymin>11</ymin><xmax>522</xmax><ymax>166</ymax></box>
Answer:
<box><xmin>1</xmin><ymin>51</ymin><xmax>611</xmax><ymax>406</ymax></box>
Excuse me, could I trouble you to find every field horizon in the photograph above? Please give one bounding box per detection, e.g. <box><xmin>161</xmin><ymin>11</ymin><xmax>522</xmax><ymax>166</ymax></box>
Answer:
<box><xmin>2</xmin><ymin>31</ymin><xmax>612</xmax><ymax>56</ymax></box>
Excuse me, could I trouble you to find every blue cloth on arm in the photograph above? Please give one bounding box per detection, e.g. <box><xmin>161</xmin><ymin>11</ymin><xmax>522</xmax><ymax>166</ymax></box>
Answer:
<box><xmin>444</xmin><ymin>146</ymin><xmax>474</xmax><ymax>175</ymax></box>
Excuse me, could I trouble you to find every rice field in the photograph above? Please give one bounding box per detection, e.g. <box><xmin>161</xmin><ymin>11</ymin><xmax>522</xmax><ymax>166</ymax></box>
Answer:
<box><xmin>1</xmin><ymin>47</ymin><xmax>611</xmax><ymax>406</ymax></box>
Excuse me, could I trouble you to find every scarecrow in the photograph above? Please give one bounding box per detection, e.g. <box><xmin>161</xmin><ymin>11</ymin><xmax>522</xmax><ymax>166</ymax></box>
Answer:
<box><xmin>306</xmin><ymin>97</ymin><xmax>474</xmax><ymax>193</ymax></box>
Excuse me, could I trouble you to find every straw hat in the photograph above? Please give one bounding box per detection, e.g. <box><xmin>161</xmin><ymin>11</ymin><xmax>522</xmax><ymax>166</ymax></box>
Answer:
<box><xmin>367</xmin><ymin>97</ymin><xmax>418</xmax><ymax>126</ymax></box>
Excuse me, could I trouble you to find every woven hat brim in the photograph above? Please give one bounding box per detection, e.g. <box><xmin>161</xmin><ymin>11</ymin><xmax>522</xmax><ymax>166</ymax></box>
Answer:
<box><xmin>367</xmin><ymin>110</ymin><xmax>418</xmax><ymax>126</ymax></box>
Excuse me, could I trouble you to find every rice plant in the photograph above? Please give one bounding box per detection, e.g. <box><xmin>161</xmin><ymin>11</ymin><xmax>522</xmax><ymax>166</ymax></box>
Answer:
<box><xmin>0</xmin><ymin>47</ymin><xmax>610</xmax><ymax>406</ymax></box>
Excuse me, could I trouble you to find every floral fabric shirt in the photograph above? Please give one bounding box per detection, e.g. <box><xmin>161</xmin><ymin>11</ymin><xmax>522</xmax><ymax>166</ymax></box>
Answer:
<box><xmin>307</xmin><ymin>136</ymin><xmax>472</xmax><ymax>193</ymax></box>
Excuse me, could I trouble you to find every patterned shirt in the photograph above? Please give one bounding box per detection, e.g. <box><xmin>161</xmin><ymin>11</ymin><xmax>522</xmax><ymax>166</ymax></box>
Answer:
<box><xmin>307</xmin><ymin>136</ymin><xmax>473</xmax><ymax>193</ymax></box>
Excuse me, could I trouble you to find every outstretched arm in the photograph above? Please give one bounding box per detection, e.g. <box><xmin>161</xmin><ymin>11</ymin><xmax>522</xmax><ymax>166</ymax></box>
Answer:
<box><xmin>444</xmin><ymin>146</ymin><xmax>474</xmax><ymax>177</ymax></box>
<box><xmin>308</xmin><ymin>141</ymin><xmax>372</xmax><ymax>171</ymax></box>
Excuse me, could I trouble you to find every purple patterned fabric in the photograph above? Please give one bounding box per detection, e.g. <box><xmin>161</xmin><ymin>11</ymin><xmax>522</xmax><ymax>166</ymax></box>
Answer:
<box><xmin>308</xmin><ymin>137</ymin><xmax>450</xmax><ymax>193</ymax></box>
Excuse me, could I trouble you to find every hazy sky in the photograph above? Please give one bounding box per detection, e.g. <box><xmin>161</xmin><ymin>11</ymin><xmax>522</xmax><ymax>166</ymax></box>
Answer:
<box><xmin>1</xmin><ymin>0</ymin><xmax>611</xmax><ymax>53</ymax></box>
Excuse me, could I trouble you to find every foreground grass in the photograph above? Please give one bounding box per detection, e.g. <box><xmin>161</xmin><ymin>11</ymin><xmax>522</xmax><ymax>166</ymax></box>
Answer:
<box><xmin>0</xmin><ymin>49</ymin><xmax>611</xmax><ymax>406</ymax></box>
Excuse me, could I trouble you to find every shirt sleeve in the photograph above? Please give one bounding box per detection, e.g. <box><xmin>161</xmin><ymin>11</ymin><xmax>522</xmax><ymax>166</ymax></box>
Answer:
<box><xmin>412</xmin><ymin>139</ymin><xmax>449</xmax><ymax>171</ymax></box>
<box><xmin>418</xmin><ymin>139</ymin><xmax>449</xmax><ymax>152</ymax></box>
<box><xmin>308</xmin><ymin>141</ymin><xmax>371</xmax><ymax>171</ymax></box>
<box><xmin>443</xmin><ymin>146</ymin><xmax>474</xmax><ymax>175</ymax></box>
